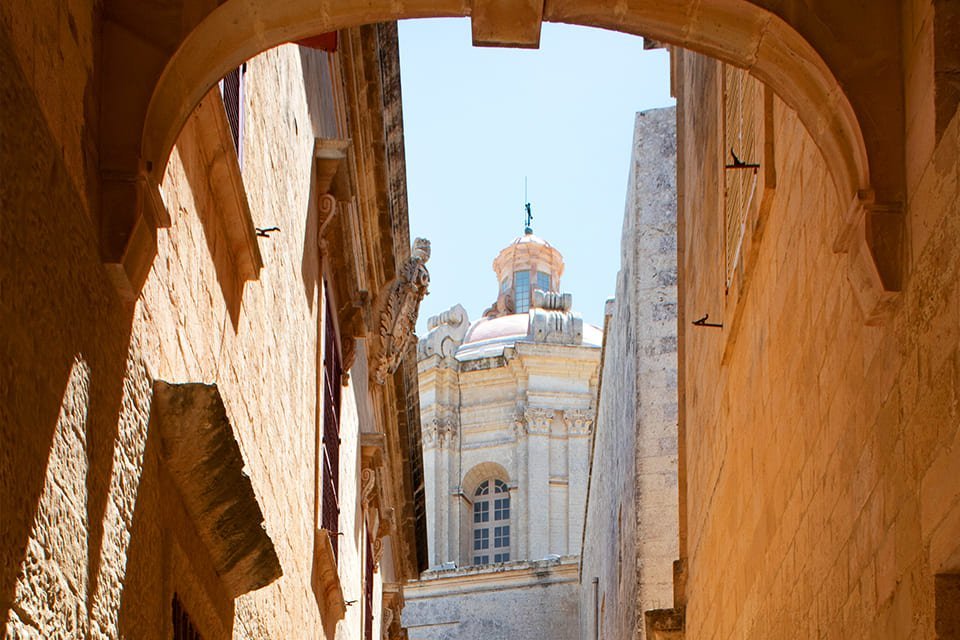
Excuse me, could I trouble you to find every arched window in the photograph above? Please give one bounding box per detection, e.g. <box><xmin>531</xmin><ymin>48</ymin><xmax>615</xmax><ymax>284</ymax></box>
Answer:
<box><xmin>473</xmin><ymin>479</ymin><xmax>510</xmax><ymax>564</ymax></box>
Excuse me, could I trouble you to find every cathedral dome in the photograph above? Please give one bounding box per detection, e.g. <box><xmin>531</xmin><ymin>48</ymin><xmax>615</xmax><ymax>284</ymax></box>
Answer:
<box><xmin>453</xmin><ymin>313</ymin><xmax>603</xmax><ymax>361</ymax></box>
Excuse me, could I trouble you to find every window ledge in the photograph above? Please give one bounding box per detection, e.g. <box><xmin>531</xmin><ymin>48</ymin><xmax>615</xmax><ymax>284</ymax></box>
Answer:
<box><xmin>312</xmin><ymin>528</ymin><xmax>346</xmax><ymax>623</ymax></box>
<box><xmin>193</xmin><ymin>88</ymin><xmax>263</xmax><ymax>282</ymax></box>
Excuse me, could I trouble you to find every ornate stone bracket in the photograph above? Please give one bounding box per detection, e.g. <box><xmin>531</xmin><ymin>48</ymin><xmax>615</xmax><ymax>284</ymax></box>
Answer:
<box><xmin>373</xmin><ymin>238</ymin><xmax>431</xmax><ymax>384</ymax></box>
<box><xmin>418</xmin><ymin>304</ymin><xmax>469</xmax><ymax>359</ymax></box>
<box><xmin>314</xmin><ymin>138</ymin><xmax>350</xmax><ymax>253</ymax></box>
<box><xmin>381</xmin><ymin>582</ymin><xmax>404</xmax><ymax>640</ymax></box>
<box><xmin>644</xmin><ymin>607</ymin><xmax>685</xmax><ymax>640</ymax></box>
<box><xmin>833</xmin><ymin>190</ymin><xmax>903</xmax><ymax>324</ymax></box>
<box><xmin>360</xmin><ymin>432</ymin><xmax>387</xmax><ymax>469</ymax></box>
<box><xmin>528</xmin><ymin>290</ymin><xmax>584</xmax><ymax>345</ymax></box>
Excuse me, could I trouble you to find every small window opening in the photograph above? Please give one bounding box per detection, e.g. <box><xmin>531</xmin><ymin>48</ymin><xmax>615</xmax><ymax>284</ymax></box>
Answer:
<box><xmin>321</xmin><ymin>287</ymin><xmax>343</xmax><ymax>559</ymax></box>
<box><xmin>514</xmin><ymin>271</ymin><xmax>531</xmax><ymax>313</ymax></box>
<box><xmin>220</xmin><ymin>64</ymin><xmax>246</xmax><ymax>167</ymax></box>
<box><xmin>536</xmin><ymin>270</ymin><xmax>551</xmax><ymax>293</ymax></box>
<box><xmin>472</xmin><ymin>479</ymin><xmax>511</xmax><ymax>565</ymax></box>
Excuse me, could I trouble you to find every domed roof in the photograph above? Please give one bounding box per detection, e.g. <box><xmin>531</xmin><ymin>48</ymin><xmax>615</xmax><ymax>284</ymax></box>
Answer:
<box><xmin>454</xmin><ymin>313</ymin><xmax>603</xmax><ymax>362</ymax></box>
<box><xmin>508</xmin><ymin>232</ymin><xmax>552</xmax><ymax>247</ymax></box>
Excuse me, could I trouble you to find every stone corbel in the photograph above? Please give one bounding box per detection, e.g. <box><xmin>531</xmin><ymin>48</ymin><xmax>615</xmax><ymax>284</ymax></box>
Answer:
<box><xmin>645</xmin><ymin>607</ymin><xmax>685</xmax><ymax>640</ymax></box>
<box><xmin>382</xmin><ymin>583</ymin><xmax>404</xmax><ymax>640</ymax></box>
<box><xmin>834</xmin><ymin>190</ymin><xmax>903</xmax><ymax>324</ymax></box>
<box><xmin>360</xmin><ymin>432</ymin><xmax>387</xmax><ymax>469</ymax></box>
<box><xmin>471</xmin><ymin>0</ymin><xmax>544</xmax><ymax>47</ymax></box>
<box><xmin>314</xmin><ymin>138</ymin><xmax>350</xmax><ymax>253</ymax></box>
<box><xmin>372</xmin><ymin>238</ymin><xmax>431</xmax><ymax>385</ymax></box>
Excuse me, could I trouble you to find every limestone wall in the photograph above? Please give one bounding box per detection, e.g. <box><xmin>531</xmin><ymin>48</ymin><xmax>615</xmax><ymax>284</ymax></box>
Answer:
<box><xmin>578</xmin><ymin>107</ymin><xmax>679</xmax><ymax>640</ymax></box>
<box><xmin>1</xmin><ymin>8</ymin><xmax>408</xmax><ymax>638</ymax></box>
<box><xmin>403</xmin><ymin>558</ymin><xmax>580</xmax><ymax>640</ymax></box>
<box><xmin>674</xmin><ymin>12</ymin><xmax>960</xmax><ymax>635</ymax></box>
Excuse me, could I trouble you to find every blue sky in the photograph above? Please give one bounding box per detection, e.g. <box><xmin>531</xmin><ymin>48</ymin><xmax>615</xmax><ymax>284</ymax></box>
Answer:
<box><xmin>398</xmin><ymin>19</ymin><xmax>673</xmax><ymax>332</ymax></box>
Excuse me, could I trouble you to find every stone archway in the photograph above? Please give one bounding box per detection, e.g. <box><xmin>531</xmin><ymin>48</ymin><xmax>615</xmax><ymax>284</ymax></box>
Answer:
<box><xmin>101</xmin><ymin>0</ymin><xmax>905</xmax><ymax>318</ymax></box>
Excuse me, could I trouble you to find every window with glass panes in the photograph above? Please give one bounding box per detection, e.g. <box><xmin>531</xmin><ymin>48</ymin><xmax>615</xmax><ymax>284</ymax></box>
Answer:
<box><xmin>321</xmin><ymin>287</ymin><xmax>342</xmax><ymax>560</ymax></box>
<box><xmin>536</xmin><ymin>270</ymin><xmax>551</xmax><ymax>293</ymax></box>
<box><xmin>472</xmin><ymin>479</ymin><xmax>511</xmax><ymax>564</ymax></box>
<box><xmin>514</xmin><ymin>271</ymin><xmax>531</xmax><ymax>313</ymax></box>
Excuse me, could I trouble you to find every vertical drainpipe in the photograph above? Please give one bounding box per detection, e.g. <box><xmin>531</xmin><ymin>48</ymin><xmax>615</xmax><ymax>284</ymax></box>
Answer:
<box><xmin>592</xmin><ymin>577</ymin><xmax>599</xmax><ymax>640</ymax></box>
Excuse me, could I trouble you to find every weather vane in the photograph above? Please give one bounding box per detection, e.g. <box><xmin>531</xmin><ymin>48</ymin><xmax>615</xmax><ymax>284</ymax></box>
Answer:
<box><xmin>524</xmin><ymin>177</ymin><xmax>533</xmax><ymax>234</ymax></box>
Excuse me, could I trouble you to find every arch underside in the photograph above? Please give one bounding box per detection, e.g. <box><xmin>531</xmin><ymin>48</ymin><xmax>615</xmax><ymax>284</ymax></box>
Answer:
<box><xmin>102</xmin><ymin>0</ymin><xmax>905</xmax><ymax>319</ymax></box>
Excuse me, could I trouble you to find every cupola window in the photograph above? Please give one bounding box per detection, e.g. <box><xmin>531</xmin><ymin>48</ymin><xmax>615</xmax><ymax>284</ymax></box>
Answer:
<box><xmin>514</xmin><ymin>271</ymin><xmax>531</xmax><ymax>313</ymax></box>
<box><xmin>536</xmin><ymin>270</ymin><xmax>551</xmax><ymax>293</ymax></box>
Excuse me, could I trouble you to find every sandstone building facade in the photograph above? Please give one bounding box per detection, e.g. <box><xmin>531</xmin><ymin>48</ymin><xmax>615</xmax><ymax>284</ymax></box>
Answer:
<box><xmin>403</xmin><ymin>233</ymin><xmax>602</xmax><ymax>639</ymax></box>
<box><xmin>3</xmin><ymin>17</ymin><xmax>427</xmax><ymax>640</ymax></box>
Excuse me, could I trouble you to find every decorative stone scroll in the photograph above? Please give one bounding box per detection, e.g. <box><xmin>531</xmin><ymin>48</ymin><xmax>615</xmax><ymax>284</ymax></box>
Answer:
<box><xmin>528</xmin><ymin>289</ymin><xmax>583</xmax><ymax>345</ymax></box>
<box><xmin>360</xmin><ymin>467</ymin><xmax>378</xmax><ymax>510</ymax></box>
<box><xmin>374</xmin><ymin>238</ymin><xmax>431</xmax><ymax>384</ymax></box>
<box><xmin>418</xmin><ymin>303</ymin><xmax>469</xmax><ymax>359</ymax></box>
<box><xmin>382</xmin><ymin>606</ymin><xmax>395</xmax><ymax>640</ymax></box>
<box><xmin>564</xmin><ymin>408</ymin><xmax>595</xmax><ymax>436</ymax></box>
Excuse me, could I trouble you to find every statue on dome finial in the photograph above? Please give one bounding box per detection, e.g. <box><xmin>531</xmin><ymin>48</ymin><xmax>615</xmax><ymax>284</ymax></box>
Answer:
<box><xmin>523</xmin><ymin>177</ymin><xmax>533</xmax><ymax>235</ymax></box>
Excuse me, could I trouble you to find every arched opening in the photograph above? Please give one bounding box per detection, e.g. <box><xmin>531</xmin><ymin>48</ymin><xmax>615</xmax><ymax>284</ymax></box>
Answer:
<box><xmin>93</xmin><ymin>0</ymin><xmax>904</xmax><ymax>319</ymax></box>
<box><xmin>470</xmin><ymin>479</ymin><xmax>512</xmax><ymax>565</ymax></box>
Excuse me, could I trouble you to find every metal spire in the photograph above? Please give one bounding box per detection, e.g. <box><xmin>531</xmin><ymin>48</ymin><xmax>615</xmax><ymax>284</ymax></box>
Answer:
<box><xmin>524</xmin><ymin>177</ymin><xmax>533</xmax><ymax>234</ymax></box>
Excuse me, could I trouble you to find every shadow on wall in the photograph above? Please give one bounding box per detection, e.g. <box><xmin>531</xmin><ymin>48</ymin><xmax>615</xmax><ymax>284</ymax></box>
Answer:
<box><xmin>0</xmin><ymin>25</ymin><xmax>138</xmax><ymax>635</ymax></box>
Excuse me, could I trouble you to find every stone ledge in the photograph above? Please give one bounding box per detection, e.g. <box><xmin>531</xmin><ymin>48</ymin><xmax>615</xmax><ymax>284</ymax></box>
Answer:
<box><xmin>191</xmin><ymin>87</ymin><xmax>263</xmax><ymax>283</ymax></box>
<box><xmin>312</xmin><ymin>528</ymin><xmax>346</xmax><ymax>623</ymax></box>
<box><xmin>151</xmin><ymin>381</ymin><xmax>282</xmax><ymax>597</ymax></box>
<box><xmin>645</xmin><ymin>607</ymin><xmax>685</xmax><ymax>640</ymax></box>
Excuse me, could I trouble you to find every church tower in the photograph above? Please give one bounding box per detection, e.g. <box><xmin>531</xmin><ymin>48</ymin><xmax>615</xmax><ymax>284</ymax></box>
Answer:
<box><xmin>404</xmin><ymin>228</ymin><xmax>602</xmax><ymax>639</ymax></box>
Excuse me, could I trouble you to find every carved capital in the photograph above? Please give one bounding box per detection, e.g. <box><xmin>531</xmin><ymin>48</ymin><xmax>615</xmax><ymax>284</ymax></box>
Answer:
<box><xmin>563</xmin><ymin>409</ymin><xmax>595</xmax><ymax>436</ymax></box>
<box><xmin>374</xmin><ymin>238</ymin><xmax>431</xmax><ymax>384</ymax></box>
<box><xmin>523</xmin><ymin>407</ymin><xmax>554</xmax><ymax>435</ymax></box>
<box><xmin>423</xmin><ymin>407</ymin><xmax>458</xmax><ymax>448</ymax></box>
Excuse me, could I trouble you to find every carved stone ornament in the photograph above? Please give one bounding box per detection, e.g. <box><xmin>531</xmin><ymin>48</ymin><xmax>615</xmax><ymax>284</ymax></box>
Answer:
<box><xmin>360</xmin><ymin>467</ymin><xmax>378</xmax><ymax>509</ymax></box>
<box><xmin>382</xmin><ymin>606</ymin><xmax>395</xmax><ymax>640</ymax></box>
<box><xmin>526</xmin><ymin>407</ymin><xmax>555</xmax><ymax>434</ymax></box>
<box><xmin>374</xmin><ymin>238</ymin><xmax>431</xmax><ymax>384</ymax></box>
<box><xmin>373</xmin><ymin>537</ymin><xmax>385</xmax><ymax>565</ymax></box>
<box><xmin>422</xmin><ymin>407</ymin><xmax>458</xmax><ymax>449</ymax></box>
<box><xmin>516</xmin><ymin>407</ymin><xmax>554</xmax><ymax>436</ymax></box>
<box><xmin>564</xmin><ymin>408</ymin><xmax>595</xmax><ymax>436</ymax></box>
<box><xmin>513</xmin><ymin>411</ymin><xmax>528</xmax><ymax>438</ymax></box>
